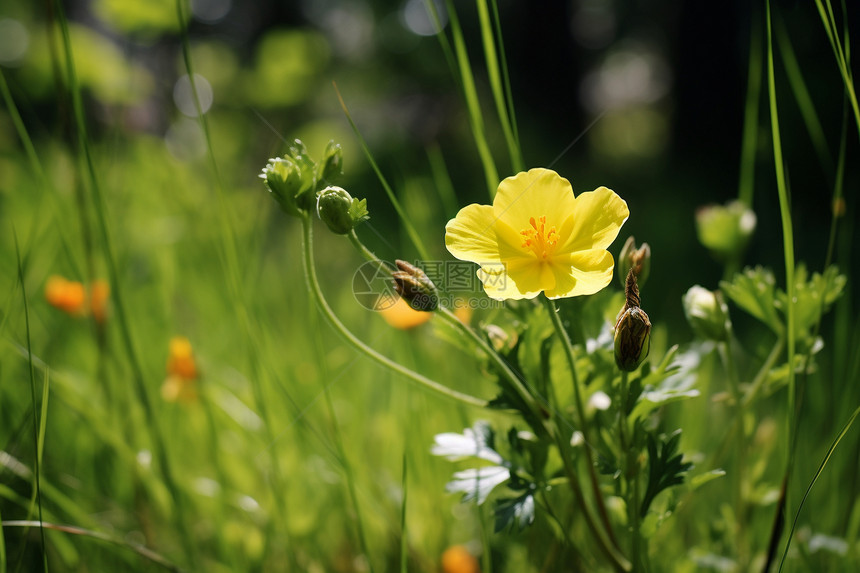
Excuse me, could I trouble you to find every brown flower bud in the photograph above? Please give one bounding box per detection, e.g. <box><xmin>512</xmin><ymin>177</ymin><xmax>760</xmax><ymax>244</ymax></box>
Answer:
<box><xmin>614</xmin><ymin>269</ymin><xmax>652</xmax><ymax>371</ymax></box>
<box><xmin>392</xmin><ymin>260</ymin><xmax>438</xmax><ymax>312</ymax></box>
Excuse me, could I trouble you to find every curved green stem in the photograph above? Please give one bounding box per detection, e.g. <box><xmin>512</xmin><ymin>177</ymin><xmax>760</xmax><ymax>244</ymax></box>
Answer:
<box><xmin>301</xmin><ymin>216</ymin><xmax>486</xmax><ymax>407</ymax></box>
<box><xmin>542</xmin><ymin>297</ymin><xmax>621</xmax><ymax>554</ymax></box>
<box><xmin>347</xmin><ymin>229</ymin><xmax>541</xmax><ymax>420</ymax></box>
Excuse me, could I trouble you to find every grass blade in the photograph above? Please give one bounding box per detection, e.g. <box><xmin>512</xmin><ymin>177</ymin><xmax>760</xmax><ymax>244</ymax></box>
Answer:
<box><xmin>738</xmin><ymin>10</ymin><xmax>762</xmax><ymax>208</ymax></box>
<box><xmin>763</xmin><ymin>1</ymin><xmax>798</xmax><ymax>568</ymax></box>
<box><xmin>334</xmin><ymin>84</ymin><xmax>430</xmax><ymax>260</ymax></box>
<box><xmin>399</xmin><ymin>452</ymin><xmax>408</xmax><ymax>573</ymax></box>
<box><xmin>14</xmin><ymin>232</ymin><xmax>48</xmax><ymax>572</ymax></box>
<box><xmin>476</xmin><ymin>0</ymin><xmax>522</xmax><ymax>173</ymax></box>
<box><xmin>442</xmin><ymin>0</ymin><xmax>499</xmax><ymax>198</ymax></box>
<box><xmin>778</xmin><ymin>404</ymin><xmax>860</xmax><ymax>570</ymax></box>
<box><xmin>1</xmin><ymin>521</ymin><xmax>183</xmax><ymax>572</ymax></box>
<box><xmin>775</xmin><ymin>15</ymin><xmax>833</xmax><ymax>176</ymax></box>
<box><xmin>813</xmin><ymin>0</ymin><xmax>860</xmax><ymax>140</ymax></box>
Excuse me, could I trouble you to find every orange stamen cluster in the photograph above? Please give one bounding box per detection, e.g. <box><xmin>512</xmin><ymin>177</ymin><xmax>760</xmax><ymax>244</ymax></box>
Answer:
<box><xmin>520</xmin><ymin>216</ymin><xmax>559</xmax><ymax>260</ymax></box>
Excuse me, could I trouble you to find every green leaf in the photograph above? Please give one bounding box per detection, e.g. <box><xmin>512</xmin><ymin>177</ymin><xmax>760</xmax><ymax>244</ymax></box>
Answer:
<box><xmin>720</xmin><ymin>266</ymin><xmax>783</xmax><ymax>333</ymax></box>
<box><xmin>690</xmin><ymin>469</ymin><xmax>727</xmax><ymax>490</ymax></box>
<box><xmin>775</xmin><ymin>264</ymin><xmax>846</xmax><ymax>340</ymax></box>
<box><xmin>494</xmin><ymin>490</ymin><xmax>535</xmax><ymax>532</ymax></box>
<box><xmin>641</xmin><ymin>430</ymin><xmax>693</xmax><ymax>514</ymax></box>
<box><xmin>629</xmin><ymin>344</ymin><xmax>700</xmax><ymax>421</ymax></box>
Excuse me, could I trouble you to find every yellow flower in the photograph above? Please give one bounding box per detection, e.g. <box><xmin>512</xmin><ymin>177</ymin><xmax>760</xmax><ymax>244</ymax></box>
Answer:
<box><xmin>441</xmin><ymin>545</ymin><xmax>480</xmax><ymax>573</ymax></box>
<box><xmin>445</xmin><ymin>168</ymin><xmax>629</xmax><ymax>300</ymax></box>
<box><xmin>377</xmin><ymin>296</ymin><xmax>433</xmax><ymax>330</ymax></box>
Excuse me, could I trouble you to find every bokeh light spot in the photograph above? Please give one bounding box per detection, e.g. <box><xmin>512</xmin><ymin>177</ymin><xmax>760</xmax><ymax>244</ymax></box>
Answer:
<box><xmin>173</xmin><ymin>73</ymin><xmax>213</xmax><ymax>117</ymax></box>
<box><xmin>0</xmin><ymin>19</ymin><xmax>29</xmax><ymax>66</ymax></box>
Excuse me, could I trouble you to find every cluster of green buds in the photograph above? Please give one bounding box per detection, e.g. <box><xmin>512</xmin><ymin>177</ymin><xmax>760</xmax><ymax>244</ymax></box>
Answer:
<box><xmin>695</xmin><ymin>200</ymin><xmax>756</xmax><ymax>260</ymax></box>
<box><xmin>391</xmin><ymin>260</ymin><xmax>438</xmax><ymax>312</ymax></box>
<box><xmin>617</xmin><ymin>236</ymin><xmax>651</xmax><ymax>288</ymax></box>
<box><xmin>260</xmin><ymin>139</ymin><xmax>368</xmax><ymax>234</ymax></box>
<box><xmin>614</xmin><ymin>268</ymin><xmax>652</xmax><ymax>371</ymax></box>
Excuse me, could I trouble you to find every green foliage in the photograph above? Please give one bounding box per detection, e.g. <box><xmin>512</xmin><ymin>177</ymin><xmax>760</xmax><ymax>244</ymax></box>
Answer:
<box><xmin>641</xmin><ymin>430</ymin><xmax>693</xmax><ymax>515</ymax></box>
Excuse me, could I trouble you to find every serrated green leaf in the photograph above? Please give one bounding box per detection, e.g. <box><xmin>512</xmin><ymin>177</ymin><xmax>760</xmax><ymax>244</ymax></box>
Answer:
<box><xmin>349</xmin><ymin>198</ymin><xmax>370</xmax><ymax>224</ymax></box>
<box><xmin>641</xmin><ymin>430</ymin><xmax>693</xmax><ymax>514</ymax></box>
<box><xmin>720</xmin><ymin>266</ymin><xmax>783</xmax><ymax>333</ymax></box>
<box><xmin>775</xmin><ymin>264</ymin><xmax>845</xmax><ymax>340</ymax></box>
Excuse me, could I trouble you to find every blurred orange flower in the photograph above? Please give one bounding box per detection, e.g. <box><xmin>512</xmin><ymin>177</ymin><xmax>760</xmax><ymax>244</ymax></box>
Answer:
<box><xmin>45</xmin><ymin>275</ymin><xmax>87</xmax><ymax>315</ymax></box>
<box><xmin>166</xmin><ymin>336</ymin><xmax>198</xmax><ymax>380</ymax></box>
<box><xmin>90</xmin><ymin>280</ymin><xmax>111</xmax><ymax>324</ymax></box>
<box><xmin>441</xmin><ymin>545</ymin><xmax>480</xmax><ymax>573</ymax></box>
<box><xmin>162</xmin><ymin>336</ymin><xmax>199</xmax><ymax>403</ymax></box>
<box><xmin>378</xmin><ymin>296</ymin><xmax>433</xmax><ymax>330</ymax></box>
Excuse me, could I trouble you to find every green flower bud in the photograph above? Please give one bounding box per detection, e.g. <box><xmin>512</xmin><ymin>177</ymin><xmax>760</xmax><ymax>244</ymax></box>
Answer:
<box><xmin>618</xmin><ymin>236</ymin><xmax>651</xmax><ymax>288</ymax></box>
<box><xmin>318</xmin><ymin>140</ymin><xmax>343</xmax><ymax>183</ymax></box>
<box><xmin>286</xmin><ymin>139</ymin><xmax>318</xmax><ymax>211</ymax></box>
<box><xmin>392</xmin><ymin>260</ymin><xmax>438</xmax><ymax>312</ymax></box>
<box><xmin>683</xmin><ymin>285</ymin><xmax>730</xmax><ymax>341</ymax></box>
<box><xmin>259</xmin><ymin>156</ymin><xmax>304</xmax><ymax>216</ymax></box>
<box><xmin>696</xmin><ymin>200</ymin><xmax>756</xmax><ymax>259</ymax></box>
<box><xmin>316</xmin><ymin>186</ymin><xmax>369</xmax><ymax>234</ymax></box>
<box><xmin>614</xmin><ymin>269</ymin><xmax>651</xmax><ymax>371</ymax></box>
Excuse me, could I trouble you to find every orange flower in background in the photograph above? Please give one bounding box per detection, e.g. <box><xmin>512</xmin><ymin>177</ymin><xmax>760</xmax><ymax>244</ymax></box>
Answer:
<box><xmin>162</xmin><ymin>336</ymin><xmax>199</xmax><ymax>403</ymax></box>
<box><xmin>45</xmin><ymin>275</ymin><xmax>87</xmax><ymax>315</ymax></box>
<box><xmin>378</xmin><ymin>296</ymin><xmax>433</xmax><ymax>330</ymax></box>
<box><xmin>45</xmin><ymin>275</ymin><xmax>111</xmax><ymax>322</ymax></box>
<box><xmin>441</xmin><ymin>545</ymin><xmax>480</xmax><ymax>573</ymax></box>
<box><xmin>166</xmin><ymin>336</ymin><xmax>198</xmax><ymax>380</ymax></box>
<box><xmin>90</xmin><ymin>280</ymin><xmax>111</xmax><ymax>324</ymax></box>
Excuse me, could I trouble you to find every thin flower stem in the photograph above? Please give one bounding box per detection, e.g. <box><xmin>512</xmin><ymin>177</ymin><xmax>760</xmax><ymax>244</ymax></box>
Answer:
<box><xmin>618</xmin><ymin>370</ymin><xmax>645</xmax><ymax>572</ymax></box>
<box><xmin>346</xmin><ymin>229</ymin><xmax>542</xmax><ymax>421</ymax></box>
<box><xmin>552</xmin><ymin>430</ymin><xmax>632</xmax><ymax>572</ymax></box>
<box><xmin>720</xmin><ymin>338</ymin><xmax>747</xmax><ymax>568</ymax></box>
<box><xmin>436</xmin><ymin>307</ymin><xmax>545</xmax><ymax>421</ymax></box>
<box><xmin>742</xmin><ymin>335</ymin><xmax>785</xmax><ymax>407</ymax></box>
<box><xmin>348</xmin><ymin>230</ymin><xmax>393</xmax><ymax>274</ymax></box>
<box><xmin>542</xmin><ymin>296</ymin><xmax>621</xmax><ymax>554</ymax></box>
<box><xmin>301</xmin><ymin>216</ymin><xmax>487</xmax><ymax>408</ymax></box>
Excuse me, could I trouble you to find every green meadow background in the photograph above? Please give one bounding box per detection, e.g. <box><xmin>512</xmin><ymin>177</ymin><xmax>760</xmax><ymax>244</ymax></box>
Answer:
<box><xmin>0</xmin><ymin>0</ymin><xmax>858</xmax><ymax>571</ymax></box>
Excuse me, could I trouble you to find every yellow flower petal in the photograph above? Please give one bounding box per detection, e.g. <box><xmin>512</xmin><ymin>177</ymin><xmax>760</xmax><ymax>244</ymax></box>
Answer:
<box><xmin>493</xmin><ymin>168</ymin><xmax>576</xmax><ymax>231</ymax></box>
<box><xmin>445</xmin><ymin>204</ymin><xmax>502</xmax><ymax>264</ymax></box>
<box><xmin>560</xmin><ymin>186</ymin><xmax>629</xmax><ymax>253</ymax></box>
<box><xmin>544</xmin><ymin>249</ymin><xmax>615</xmax><ymax>299</ymax></box>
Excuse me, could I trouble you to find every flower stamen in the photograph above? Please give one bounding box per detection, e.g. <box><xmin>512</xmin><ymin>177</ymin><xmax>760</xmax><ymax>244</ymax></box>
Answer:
<box><xmin>520</xmin><ymin>215</ymin><xmax>559</xmax><ymax>260</ymax></box>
